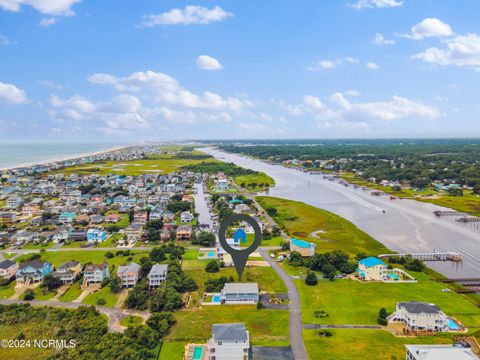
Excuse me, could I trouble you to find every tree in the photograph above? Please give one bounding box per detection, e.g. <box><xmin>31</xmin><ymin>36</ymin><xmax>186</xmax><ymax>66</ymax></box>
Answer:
<box><xmin>305</xmin><ymin>271</ymin><xmax>318</xmax><ymax>286</ymax></box>
<box><xmin>23</xmin><ymin>289</ymin><xmax>34</xmax><ymax>301</ymax></box>
<box><xmin>104</xmin><ymin>251</ymin><xmax>114</xmax><ymax>259</ymax></box>
<box><xmin>149</xmin><ymin>247</ymin><xmax>166</xmax><ymax>262</ymax></box>
<box><xmin>109</xmin><ymin>276</ymin><xmax>122</xmax><ymax>293</ymax></box>
<box><xmin>447</xmin><ymin>187</ymin><xmax>463</xmax><ymax>197</ymax></box>
<box><xmin>194</xmin><ymin>231</ymin><xmax>216</xmax><ymax>247</ymax></box>
<box><xmin>146</xmin><ymin>312</ymin><xmax>175</xmax><ymax>338</ymax></box>
<box><xmin>205</xmin><ymin>260</ymin><xmax>220</xmax><ymax>273</ymax></box>
<box><xmin>41</xmin><ymin>274</ymin><xmax>62</xmax><ymax>291</ymax></box>
<box><xmin>473</xmin><ymin>184</ymin><xmax>480</xmax><ymax>195</ymax></box>
<box><xmin>377</xmin><ymin>307</ymin><xmax>388</xmax><ymax>326</ymax></box>
<box><xmin>322</xmin><ymin>264</ymin><xmax>336</xmax><ymax>281</ymax></box>
<box><xmin>266</xmin><ymin>207</ymin><xmax>277</xmax><ymax>216</ymax></box>
<box><xmin>288</xmin><ymin>251</ymin><xmax>304</xmax><ymax>266</ymax></box>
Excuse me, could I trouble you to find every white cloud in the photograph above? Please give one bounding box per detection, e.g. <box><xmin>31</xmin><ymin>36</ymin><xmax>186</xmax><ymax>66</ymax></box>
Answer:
<box><xmin>196</xmin><ymin>55</ymin><xmax>223</xmax><ymax>70</ymax></box>
<box><xmin>0</xmin><ymin>34</ymin><xmax>14</xmax><ymax>45</ymax></box>
<box><xmin>39</xmin><ymin>17</ymin><xmax>56</xmax><ymax>27</ymax></box>
<box><xmin>0</xmin><ymin>0</ymin><xmax>81</xmax><ymax>16</ymax></box>
<box><xmin>303</xmin><ymin>95</ymin><xmax>324</xmax><ymax>110</ymax></box>
<box><xmin>0</xmin><ymin>82</ymin><xmax>28</xmax><ymax>104</ymax></box>
<box><xmin>140</xmin><ymin>5</ymin><xmax>232</xmax><ymax>27</ymax></box>
<box><xmin>366</xmin><ymin>62</ymin><xmax>380</xmax><ymax>70</ymax></box>
<box><xmin>307</xmin><ymin>57</ymin><xmax>359</xmax><ymax>71</ymax></box>
<box><xmin>399</xmin><ymin>18</ymin><xmax>453</xmax><ymax>40</ymax></box>
<box><xmin>351</xmin><ymin>0</ymin><xmax>403</xmax><ymax>10</ymax></box>
<box><xmin>372</xmin><ymin>33</ymin><xmax>395</xmax><ymax>45</ymax></box>
<box><xmin>38</xmin><ymin>80</ymin><xmax>63</xmax><ymax>89</ymax></box>
<box><xmin>412</xmin><ymin>33</ymin><xmax>480</xmax><ymax>67</ymax></box>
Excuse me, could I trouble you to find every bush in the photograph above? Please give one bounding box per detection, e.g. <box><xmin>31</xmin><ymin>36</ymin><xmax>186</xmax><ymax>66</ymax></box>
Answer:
<box><xmin>96</xmin><ymin>298</ymin><xmax>106</xmax><ymax>306</ymax></box>
<box><xmin>23</xmin><ymin>289</ymin><xmax>34</xmax><ymax>301</ymax></box>
<box><xmin>205</xmin><ymin>260</ymin><xmax>220</xmax><ymax>273</ymax></box>
<box><xmin>317</xmin><ymin>330</ymin><xmax>332</xmax><ymax>337</ymax></box>
<box><xmin>104</xmin><ymin>251</ymin><xmax>114</xmax><ymax>258</ymax></box>
<box><xmin>305</xmin><ymin>271</ymin><xmax>318</xmax><ymax>286</ymax></box>
<box><xmin>256</xmin><ymin>301</ymin><xmax>263</xmax><ymax>309</ymax></box>
<box><xmin>313</xmin><ymin>310</ymin><xmax>329</xmax><ymax>318</ymax></box>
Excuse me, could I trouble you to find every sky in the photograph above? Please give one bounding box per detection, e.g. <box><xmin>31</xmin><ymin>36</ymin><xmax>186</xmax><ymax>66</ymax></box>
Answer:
<box><xmin>1</xmin><ymin>0</ymin><xmax>480</xmax><ymax>142</ymax></box>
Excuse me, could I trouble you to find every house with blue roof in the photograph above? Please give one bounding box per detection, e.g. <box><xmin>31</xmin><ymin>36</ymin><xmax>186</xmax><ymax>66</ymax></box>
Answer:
<box><xmin>86</xmin><ymin>228</ymin><xmax>107</xmax><ymax>243</ymax></box>
<box><xmin>290</xmin><ymin>238</ymin><xmax>316</xmax><ymax>257</ymax></box>
<box><xmin>357</xmin><ymin>256</ymin><xmax>387</xmax><ymax>281</ymax></box>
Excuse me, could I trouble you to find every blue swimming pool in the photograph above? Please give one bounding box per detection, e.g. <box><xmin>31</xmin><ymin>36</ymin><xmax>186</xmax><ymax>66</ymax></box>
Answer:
<box><xmin>388</xmin><ymin>273</ymin><xmax>400</xmax><ymax>280</ymax></box>
<box><xmin>448</xmin><ymin>318</ymin><xmax>461</xmax><ymax>330</ymax></box>
<box><xmin>213</xmin><ymin>295</ymin><xmax>221</xmax><ymax>303</ymax></box>
<box><xmin>208</xmin><ymin>251</ymin><xmax>215</xmax><ymax>258</ymax></box>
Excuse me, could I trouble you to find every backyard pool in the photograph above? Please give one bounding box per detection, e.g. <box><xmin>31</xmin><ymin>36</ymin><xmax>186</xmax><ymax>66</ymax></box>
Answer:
<box><xmin>208</xmin><ymin>251</ymin><xmax>215</xmax><ymax>258</ymax></box>
<box><xmin>388</xmin><ymin>273</ymin><xmax>400</xmax><ymax>281</ymax></box>
<box><xmin>213</xmin><ymin>295</ymin><xmax>221</xmax><ymax>303</ymax></box>
<box><xmin>193</xmin><ymin>346</ymin><xmax>203</xmax><ymax>360</ymax></box>
<box><xmin>448</xmin><ymin>318</ymin><xmax>461</xmax><ymax>331</ymax></box>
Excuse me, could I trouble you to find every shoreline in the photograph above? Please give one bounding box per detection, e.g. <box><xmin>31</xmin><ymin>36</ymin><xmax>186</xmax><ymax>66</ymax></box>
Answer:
<box><xmin>0</xmin><ymin>145</ymin><xmax>132</xmax><ymax>172</ymax></box>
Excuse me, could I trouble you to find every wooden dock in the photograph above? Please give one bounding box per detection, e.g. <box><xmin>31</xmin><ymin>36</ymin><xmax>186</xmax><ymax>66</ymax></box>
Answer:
<box><xmin>378</xmin><ymin>251</ymin><xmax>463</xmax><ymax>262</ymax></box>
<box><xmin>456</xmin><ymin>216</ymin><xmax>480</xmax><ymax>223</ymax></box>
<box><xmin>433</xmin><ymin>210</ymin><xmax>466</xmax><ymax>217</ymax></box>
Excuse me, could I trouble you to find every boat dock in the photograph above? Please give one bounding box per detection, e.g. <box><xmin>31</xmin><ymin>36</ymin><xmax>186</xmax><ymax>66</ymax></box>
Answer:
<box><xmin>378</xmin><ymin>251</ymin><xmax>463</xmax><ymax>262</ymax></box>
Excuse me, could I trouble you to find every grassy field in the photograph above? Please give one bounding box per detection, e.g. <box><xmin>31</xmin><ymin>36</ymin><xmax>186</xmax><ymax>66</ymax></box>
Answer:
<box><xmin>341</xmin><ymin>172</ymin><xmax>480</xmax><ymax>216</ymax></box>
<box><xmin>0</xmin><ymin>281</ymin><xmax>15</xmax><ymax>299</ymax></box>
<box><xmin>297</xmin><ymin>278</ymin><xmax>480</xmax><ymax>331</ymax></box>
<box><xmin>0</xmin><ymin>323</ymin><xmax>55</xmax><ymax>360</ymax></box>
<box><xmin>159</xmin><ymin>340</ymin><xmax>185</xmax><ymax>360</ymax></box>
<box><xmin>256</xmin><ymin>196</ymin><xmax>390</xmax><ymax>256</ymax></box>
<box><xmin>59</xmin><ymin>282</ymin><xmax>83</xmax><ymax>302</ymax></box>
<box><xmin>167</xmin><ymin>306</ymin><xmax>289</xmax><ymax>346</ymax></box>
<box><xmin>21</xmin><ymin>242</ymin><xmax>55</xmax><ymax>250</ymax></box>
<box><xmin>82</xmin><ymin>286</ymin><xmax>118</xmax><ymax>307</ymax></box>
<box><xmin>26</xmin><ymin>286</ymin><xmax>57</xmax><ymax>301</ymax></box>
<box><xmin>120</xmin><ymin>315</ymin><xmax>144</xmax><ymax>327</ymax></box>
<box><xmin>16</xmin><ymin>250</ymin><xmax>149</xmax><ymax>268</ymax></box>
<box><xmin>234</xmin><ymin>172</ymin><xmax>275</xmax><ymax>192</ymax></box>
<box><xmin>303</xmin><ymin>328</ymin><xmax>454</xmax><ymax>360</ymax></box>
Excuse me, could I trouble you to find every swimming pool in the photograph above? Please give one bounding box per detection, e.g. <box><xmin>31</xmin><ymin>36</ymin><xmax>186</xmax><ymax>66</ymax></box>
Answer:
<box><xmin>213</xmin><ymin>295</ymin><xmax>221</xmax><ymax>303</ymax></box>
<box><xmin>388</xmin><ymin>273</ymin><xmax>400</xmax><ymax>280</ymax></box>
<box><xmin>193</xmin><ymin>346</ymin><xmax>203</xmax><ymax>360</ymax></box>
<box><xmin>448</xmin><ymin>318</ymin><xmax>461</xmax><ymax>330</ymax></box>
<box><xmin>208</xmin><ymin>251</ymin><xmax>215</xmax><ymax>258</ymax></box>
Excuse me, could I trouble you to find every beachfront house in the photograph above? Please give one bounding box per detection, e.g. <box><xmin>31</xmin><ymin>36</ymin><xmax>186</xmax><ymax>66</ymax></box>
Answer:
<box><xmin>117</xmin><ymin>262</ymin><xmax>141</xmax><ymax>288</ymax></box>
<box><xmin>86</xmin><ymin>228</ymin><xmax>107</xmax><ymax>243</ymax></box>
<box><xmin>180</xmin><ymin>211</ymin><xmax>194</xmax><ymax>223</ymax></box>
<box><xmin>290</xmin><ymin>238</ymin><xmax>316</xmax><ymax>257</ymax></box>
<box><xmin>405</xmin><ymin>344</ymin><xmax>479</xmax><ymax>360</ymax></box>
<box><xmin>0</xmin><ymin>260</ymin><xmax>18</xmax><ymax>279</ymax></box>
<box><xmin>16</xmin><ymin>261</ymin><xmax>53</xmax><ymax>283</ymax></box>
<box><xmin>357</xmin><ymin>257</ymin><xmax>388</xmax><ymax>281</ymax></box>
<box><xmin>220</xmin><ymin>283</ymin><xmax>259</xmax><ymax>305</ymax></box>
<box><xmin>133</xmin><ymin>211</ymin><xmax>148</xmax><ymax>225</ymax></box>
<box><xmin>52</xmin><ymin>227</ymin><xmax>70</xmax><ymax>243</ymax></box>
<box><xmin>22</xmin><ymin>203</ymin><xmax>40</xmax><ymax>218</ymax></box>
<box><xmin>388</xmin><ymin>301</ymin><xmax>449</xmax><ymax>332</ymax></box>
<box><xmin>125</xmin><ymin>224</ymin><xmax>143</xmax><ymax>242</ymax></box>
<box><xmin>176</xmin><ymin>225</ymin><xmax>192</xmax><ymax>241</ymax></box>
<box><xmin>105</xmin><ymin>213</ymin><xmax>121</xmax><ymax>223</ymax></box>
<box><xmin>0</xmin><ymin>212</ymin><xmax>17</xmax><ymax>226</ymax></box>
<box><xmin>53</xmin><ymin>261</ymin><xmax>82</xmax><ymax>284</ymax></box>
<box><xmin>83</xmin><ymin>263</ymin><xmax>109</xmax><ymax>285</ymax></box>
<box><xmin>147</xmin><ymin>263</ymin><xmax>169</xmax><ymax>288</ymax></box>
<box><xmin>6</xmin><ymin>196</ymin><xmax>22</xmax><ymax>209</ymax></box>
<box><xmin>206</xmin><ymin>323</ymin><xmax>250</xmax><ymax>360</ymax></box>
<box><xmin>59</xmin><ymin>212</ymin><xmax>76</xmax><ymax>225</ymax></box>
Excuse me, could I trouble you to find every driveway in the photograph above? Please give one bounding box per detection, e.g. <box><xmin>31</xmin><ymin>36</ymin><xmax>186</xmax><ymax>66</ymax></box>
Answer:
<box><xmin>0</xmin><ymin>299</ymin><xmax>150</xmax><ymax>332</ymax></box>
<box><xmin>259</xmin><ymin>248</ymin><xmax>308</xmax><ymax>360</ymax></box>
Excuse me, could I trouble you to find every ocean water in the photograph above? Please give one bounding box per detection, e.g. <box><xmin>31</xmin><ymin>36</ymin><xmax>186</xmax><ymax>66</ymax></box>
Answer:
<box><xmin>0</xmin><ymin>143</ymin><xmax>125</xmax><ymax>170</ymax></box>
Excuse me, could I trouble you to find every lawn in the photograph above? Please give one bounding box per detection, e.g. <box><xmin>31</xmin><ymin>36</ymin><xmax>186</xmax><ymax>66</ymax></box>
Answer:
<box><xmin>234</xmin><ymin>172</ymin><xmax>274</xmax><ymax>192</ymax></box>
<box><xmin>297</xmin><ymin>278</ymin><xmax>480</xmax><ymax>331</ymax></box>
<box><xmin>256</xmin><ymin>196</ymin><xmax>390</xmax><ymax>256</ymax></box>
<box><xmin>0</xmin><ymin>323</ymin><xmax>55</xmax><ymax>360</ymax></box>
<box><xmin>83</xmin><ymin>286</ymin><xmax>118</xmax><ymax>307</ymax></box>
<box><xmin>303</xmin><ymin>328</ymin><xmax>454</xmax><ymax>360</ymax></box>
<box><xmin>0</xmin><ymin>281</ymin><xmax>15</xmax><ymax>299</ymax></box>
<box><xmin>159</xmin><ymin>340</ymin><xmax>185</xmax><ymax>360</ymax></box>
<box><xmin>167</xmin><ymin>306</ymin><xmax>289</xmax><ymax>346</ymax></box>
<box><xmin>59</xmin><ymin>282</ymin><xmax>83</xmax><ymax>302</ymax></box>
<box><xmin>21</xmin><ymin>242</ymin><xmax>55</xmax><ymax>250</ymax></box>
<box><xmin>26</xmin><ymin>286</ymin><xmax>57</xmax><ymax>300</ymax></box>
<box><xmin>120</xmin><ymin>315</ymin><xmax>144</xmax><ymax>327</ymax></box>
<box><xmin>16</xmin><ymin>250</ymin><xmax>149</xmax><ymax>269</ymax></box>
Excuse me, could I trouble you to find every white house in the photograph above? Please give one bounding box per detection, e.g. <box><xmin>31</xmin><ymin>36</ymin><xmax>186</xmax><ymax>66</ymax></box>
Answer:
<box><xmin>147</xmin><ymin>263</ymin><xmax>169</xmax><ymax>288</ymax></box>
<box><xmin>221</xmin><ymin>283</ymin><xmax>259</xmax><ymax>305</ymax></box>
<box><xmin>405</xmin><ymin>344</ymin><xmax>479</xmax><ymax>360</ymax></box>
<box><xmin>388</xmin><ymin>301</ymin><xmax>449</xmax><ymax>332</ymax></box>
<box><xmin>206</xmin><ymin>323</ymin><xmax>250</xmax><ymax>360</ymax></box>
<box><xmin>117</xmin><ymin>262</ymin><xmax>141</xmax><ymax>288</ymax></box>
<box><xmin>180</xmin><ymin>211</ymin><xmax>194</xmax><ymax>223</ymax></box>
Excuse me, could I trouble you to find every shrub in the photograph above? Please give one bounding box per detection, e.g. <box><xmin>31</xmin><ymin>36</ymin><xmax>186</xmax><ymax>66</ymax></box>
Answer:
<box><xmin>23</xmin><ymin>289</ymin><xmax>34</xmax><ymax>301</ymax></box>
<box><xmin>205</xmin><ymin>260</ymin><xmax>220</xmax><ymax>273</ymax></box>
<box><xmin>96</xmin><ymin>298</ymin><xmax>106</xmax><ymax>306</ymax></box>
<box><xmin>305</xmin><ymin>271</ymin><xmax>318</xmax><ymax>286</ymax></box>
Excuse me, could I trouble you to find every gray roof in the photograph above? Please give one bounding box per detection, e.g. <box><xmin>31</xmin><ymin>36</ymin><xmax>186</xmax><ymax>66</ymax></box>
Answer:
<box><xmin>0</xmin><ymin>260</ymin><xmax>16</xmax><ymax>270</ymax></box>
<box><xmin>212</xmin><ymin>323</ymin><xmax>248</xmax><ymax>342</ymax></box>
<box><xmin>405</xmin><ymin>345</ymin><xmax>479</xmax><ymax>360</ymax></box>
<box><xmin>117</xmin><ymin>262</ymin><xmax>140</xmax><ymax>275</ymax></box>
<box><xmin>223</xmin><ymin>282</ymin><xmax>258</xmax><ymax>294</ymax></box>
<box><xmin>58</xmin><ymin>261</ymin><xmax>80</xmax><ymax>270</ymax></box>
<box><xmin>398</xmin><ymin>301</ymin><xmax>441</xmax><ymax>314</ymax></box>
<box><xmin>148</xmin><ymin>263</ymin><xmax>168</xmax><ymax>276</ymax></box>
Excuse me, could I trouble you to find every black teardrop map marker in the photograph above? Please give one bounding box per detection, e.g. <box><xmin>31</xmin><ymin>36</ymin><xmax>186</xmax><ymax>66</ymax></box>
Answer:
<box><xmin>218</xmin><ymin>214</ymin><xmax>262</xmax><ymax>280</ymax></box>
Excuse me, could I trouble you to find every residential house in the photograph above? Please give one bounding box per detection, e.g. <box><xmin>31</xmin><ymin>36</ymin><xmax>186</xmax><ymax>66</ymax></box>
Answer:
<box><xmin>59</xmin><ymin>212</ymin><xmax>76</xmax><ymax>225</ymax></box>
<box><xmin>133</xmin><ymin>211</ymin><xmax>148</xmax><ymax>224</ymax></box>
<box><xmin>290</xmin><ymin>238</ymin><xmax>316</xmax><ymax>257</ymax></box>
<box><xmin>6</xmin><ymin>196</ymin><xmax>22</xmax><ymax>208</ymax></box>
<box><xmin>357</xmin><ymin>257</ymin><xmax>388</xmax><ymax>281</ymax></box>
<box><xmin>86</xmin><ymin>228</ymin><xmax>107</xmax><ymax>243</ymax></box>
<box><xmin>117</xmin><ymin>262</ymin><xmax>141</xmax><ymax>287</ymax></box>
<box><xmin>215</xmin><ymin>178</ymin><xmax>229</xmax><ymax>192</ymax></box>
<box><xmin>206</xmin><ymin>323</ymin><xmax>250</xmax><ymax>360</ymax></box>
<box><xmin>105</xmin><ymin>213</ymin><xmax>121</xmax><ymax>223</ymax></box>
<box><xmin>388</xmin><ymin>301</ymin><xmax>449</xmax><ymax>332</ymax></box>
<box><xmin>14</xmin><ymin>231</ymin><xmax>39</xmax><ymax>245</ymax></box>
<box><xmin>125</xmin><ymin>224</ymin><xmax>143</xmax><ymax>242</ymax></box>
<box><xmin>176</xmin><ymin>225</ymin><xmax>192</xmax><ymax>241</ymax></box>
<box><xmin>234</xmin><ymin>204</ymin><xmax>250</xmax><ymax>214</ymax></box>
<box><xmin>89</xmin><ymin>214</ymin><xmax>104</xmax><ymax>224</ymax></box>
<box><xmin>180</xmin><ymin>211</ymin><xmax>194</xmax><ymax>223</ymax></box>
<box><xmin>147</xmin><ymin>264</ymin><xmax>168</xmax><ymax>288</ymax></box>
<box><xmin>0</xmin><ymin>212</ymin><xmax>16</xmax><ymax>226</ymax></box>
<box><xmin>405</xmin><ymin>344</ymin><xmax>479</xmax><ymax>360</ymax></box>
<box><xmin>22</xmin><ymin>203</ymin><xmax>40</xmax><ymax>218</ymax></box>
<box><xmin>70</xmin><ymin>229</ymin><xmax>87</xmax><ymax>241</ymax></box>
<box><xmin>52</xmin><ymin>227</ymin><xmax>70</xmax><ymax>243</ymax></box>
<box><xmin>0</xmin><ymin>260</ymin><xmax>18</xmax><ymax>279</ymax></box>
<box><xmin>162</xmin><ymin>210</ymin><xmax>175</xmax><ymax>223</ymax></box>
<box><xmin>220</xmin><ymin>283</ymin><xmax>259</xmax><ymax>305</ymax></box>
<box><xmin>16</xmin><ymin>261</ymin><xmax>53</xmax><ymax>283</ymax></box>
<box><xmin>83</xmin><ymin>263</ymin><xmax>109</xmax><ymax>285</ymax></box>
<box><xmin>53</xmin><ymin>261</ymin><xmax>82</xmax><ymax>284</ymax></box>
<box><xmin>149</xmin><ymin>207</ymin><xmax>164</xmax><ymax>220</ymax></box>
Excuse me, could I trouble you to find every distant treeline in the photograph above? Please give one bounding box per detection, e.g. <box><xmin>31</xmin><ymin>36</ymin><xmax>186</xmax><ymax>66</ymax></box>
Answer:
<box><xmin>181</xmin><ymin>161</ymin><xmax>258</xmax><ymax>176</ymax></box>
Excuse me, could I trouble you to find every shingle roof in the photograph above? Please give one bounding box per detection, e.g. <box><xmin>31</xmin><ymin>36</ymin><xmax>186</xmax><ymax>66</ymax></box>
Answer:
<box><xmin>0</xmin><ymin>260</ymin><xmax>16</xmax><ymax>270</ymax></box>
<box><xmin>58</xmin><ymin>261</ymin><xmax>80</xmax><ymax>270</ymax></box>
<box><xmin>117</xmin><ymin>262</ymin><xmax>140</xmax><ymax>275</ymax></box>
<box><xmin>148</xmin><ymin>263</ymin><xmax>168</xmax><ymax>276</ymax></box>
<box><xmin>212</xmin><ymin>323</ymin><xmax>248</xmax><ymax>341</ymax></box>
<box><xmin>399</xmin><ymin>301</ymin><xmax>441</xmax><ymax>314</ymax></box>
<box><xmin>223</xmin><ymin>282</ymin><xmax>258</xmax><ymax>294</ymax></box>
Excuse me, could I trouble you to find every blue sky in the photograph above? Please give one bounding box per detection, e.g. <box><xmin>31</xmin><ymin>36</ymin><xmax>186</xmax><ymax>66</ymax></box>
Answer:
<box><xmin>1</xmin><ymin>0</ymin><xmax>480</xmax><ymax>142</ymax></box>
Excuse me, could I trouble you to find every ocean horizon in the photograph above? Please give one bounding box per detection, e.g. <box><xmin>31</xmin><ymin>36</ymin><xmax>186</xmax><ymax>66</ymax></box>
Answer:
<box><xmin>0</xmin><ymin>143</ymin><xmax>128</xmax><ymax>170</ymax></box>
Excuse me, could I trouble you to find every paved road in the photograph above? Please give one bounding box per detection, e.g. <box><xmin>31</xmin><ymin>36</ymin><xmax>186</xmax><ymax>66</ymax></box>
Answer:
<box><xmin>0</xmin><ymin>299</ymin><xmax>150</xmax><ymax>332</ymax></box>
<box><xmin>259</xmin><ymin>248</ymin><xmax>308</xmax><ymax>360</ymax></box>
